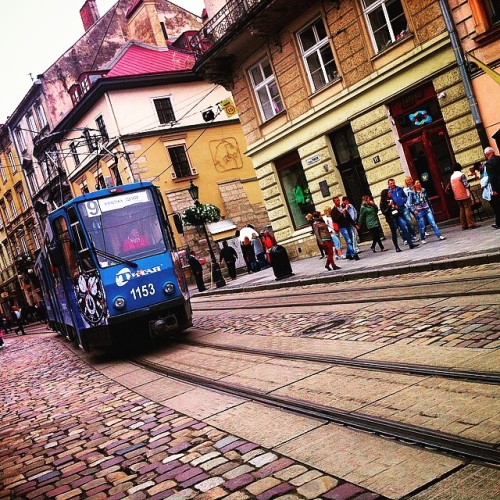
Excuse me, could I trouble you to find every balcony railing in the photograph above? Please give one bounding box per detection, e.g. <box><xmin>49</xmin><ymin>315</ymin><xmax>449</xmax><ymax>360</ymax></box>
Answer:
<box><xmin>190</xmin><ymin>0</ymin><xmax>264</xmax><ymax>58</ymax></box>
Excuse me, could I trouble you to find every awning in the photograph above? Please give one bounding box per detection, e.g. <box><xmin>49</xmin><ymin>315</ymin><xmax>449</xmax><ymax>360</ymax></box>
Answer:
<box><xmin>207</xmin><ymin>219</ymin><xmax>236</xmax><ymax>235</ymax></box>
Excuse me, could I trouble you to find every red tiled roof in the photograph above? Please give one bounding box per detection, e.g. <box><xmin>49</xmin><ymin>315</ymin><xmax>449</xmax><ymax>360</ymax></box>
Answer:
<box><xmin>106</xmin><ymin>44</ymin><xmax>195</xmax><ymax>77</ymax></box>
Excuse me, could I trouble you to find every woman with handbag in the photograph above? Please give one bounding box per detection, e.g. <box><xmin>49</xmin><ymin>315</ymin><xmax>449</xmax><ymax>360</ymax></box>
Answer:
<box><xmin>409</xmin><ymin>180</ymin><xmax>446</xmax><ymax>244</ymax></box>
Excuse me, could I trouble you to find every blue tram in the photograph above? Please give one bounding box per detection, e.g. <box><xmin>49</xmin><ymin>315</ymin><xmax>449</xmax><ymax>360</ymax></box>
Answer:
<box><xmin>35</xmin><ymin>182</ymin><xmax>191</xmax><ymax>350</ymax></box>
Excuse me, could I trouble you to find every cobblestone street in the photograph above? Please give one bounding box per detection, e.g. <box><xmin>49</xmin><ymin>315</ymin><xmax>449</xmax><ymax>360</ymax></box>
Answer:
<box><xmin>0</xmin><ymin>333</ymin><xmax>381</xmax><ymax>500</ymax></box>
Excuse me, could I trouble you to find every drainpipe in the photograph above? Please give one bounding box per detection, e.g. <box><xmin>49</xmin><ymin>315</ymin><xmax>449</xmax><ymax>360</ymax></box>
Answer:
<box><xmin>438</xmin><ymin>0</ymin><xmax>489</xmax><ymax>148</ymax></box>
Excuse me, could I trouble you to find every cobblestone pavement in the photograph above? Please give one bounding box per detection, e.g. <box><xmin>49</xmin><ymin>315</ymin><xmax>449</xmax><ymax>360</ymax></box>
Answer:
<box><xmin>194</xmin><ymin>303</ymin><xmax>500</xmax><ymax>349</ymax></box>
<box><xmin>0</xmin><ymin>335</ymin><xmax>383</xmax><ymax>500</ymax></box>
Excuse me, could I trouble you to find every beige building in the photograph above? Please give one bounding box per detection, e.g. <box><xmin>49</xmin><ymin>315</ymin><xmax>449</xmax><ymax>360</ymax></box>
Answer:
<box><xmin>192</xmin><ymin>0</ymin><xmax>491</xmax><ymax>258</ymax></box>
<box><xmin>50</xmin><ymin>42</ymin><xmax>269</xmax><ymax>273</ymax></box>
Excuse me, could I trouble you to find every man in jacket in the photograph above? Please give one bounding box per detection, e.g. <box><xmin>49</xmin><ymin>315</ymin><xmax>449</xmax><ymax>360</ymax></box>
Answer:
<box><xmin>219</xmin><ymin>240</ymin><xmax>238</xmax><ymax>279</ymax></box>
<box><xmin>188</xmin><ymin>251</ymin><xmax>207</xmax><ymax>292</ymax></box>
<box><xmin>484</xmin><ymin>147</ymin><xmax>500</xmax><ymax>229</ymax></box>
<box><xmin>388</xmin><ymin>178</ymin><xmax>418</xmax><ymax>243</ymax></box>
<box><xmin>449</xmin><ymin>163</ymin><xmax>479</xmax><ymax>230</ymax></box>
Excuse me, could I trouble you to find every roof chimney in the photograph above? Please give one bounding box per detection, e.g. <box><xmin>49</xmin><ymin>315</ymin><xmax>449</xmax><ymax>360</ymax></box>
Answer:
<box><xmin>80</xmin><ymin>0</ymin><xmax>100</xmax><ymax>31</ymax></box>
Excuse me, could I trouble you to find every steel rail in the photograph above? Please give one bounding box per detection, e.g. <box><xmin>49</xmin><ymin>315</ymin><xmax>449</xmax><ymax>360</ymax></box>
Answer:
<box><xmin>181</xmin><ymin>339</ymin><xmax>500</xmax><ymax>384</ymax></box>
<box><xmin>131</xmin><ymin>357</ymin><xmax>500</xmax><ymax>464</ymax></box>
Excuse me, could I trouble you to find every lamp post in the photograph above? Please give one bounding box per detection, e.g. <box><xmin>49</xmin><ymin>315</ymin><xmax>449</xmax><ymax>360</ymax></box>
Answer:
<box><xmin>187</xmin><ymin>180</ymin><xmax>226</xmax><ymax>288</ymax></box>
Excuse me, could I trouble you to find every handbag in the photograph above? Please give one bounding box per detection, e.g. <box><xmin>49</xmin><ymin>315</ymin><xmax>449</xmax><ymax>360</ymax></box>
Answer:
<box><xmin>482</xmin><ymin>182</ymin><xmax>493</xmax><ymax>201</ymax></box>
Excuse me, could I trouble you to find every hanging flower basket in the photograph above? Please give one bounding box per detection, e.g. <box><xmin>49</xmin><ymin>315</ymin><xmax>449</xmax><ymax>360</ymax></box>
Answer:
<box><xmin>182</xmin><ymin>203</ymin><xmax>221</xmax><ymax>227</ymax></box>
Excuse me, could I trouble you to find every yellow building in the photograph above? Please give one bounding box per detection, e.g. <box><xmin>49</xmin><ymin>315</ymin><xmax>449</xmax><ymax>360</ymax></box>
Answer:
<box><xmin>193</xmin><ymin>0</ymin><xmax>490</xmax><ymax>258</ymax></box>
<box><xmin>0</xmin><ymin>125</ymin><xmax>42</xmax><ymax>312</ymax></box>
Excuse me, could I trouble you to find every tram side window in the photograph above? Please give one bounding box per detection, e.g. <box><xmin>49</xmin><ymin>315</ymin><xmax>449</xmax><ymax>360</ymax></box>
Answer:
<box><xmin>67</xmin><ymin>206</ymin><xmax>94</xmax><ymax>272</ymax></box>
<box><xmin>53</xmin><ymin>216</ymin><xmax>79</xmax><ymax>278</ymax></box>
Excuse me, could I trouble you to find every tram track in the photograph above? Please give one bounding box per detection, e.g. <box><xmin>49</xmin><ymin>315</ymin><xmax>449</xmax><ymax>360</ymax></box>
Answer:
<box><xmin>180</xmin><ymin>338</ymin><xmax>500</xmax><ymax>384</ymax></box>
<box><xmin>130</xmin><ymin>355</ymin><xmax>500</xmax><ymax>465</ymax></box>
<box><xmin>191</xmin><ymin>275</ymin><xmax>500</xmax><ymax>310</ymax></box>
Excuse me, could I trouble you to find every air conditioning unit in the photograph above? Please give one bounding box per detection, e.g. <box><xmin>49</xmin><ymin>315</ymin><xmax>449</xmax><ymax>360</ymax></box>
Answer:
<box><xmin>171</xmin><ymin>171</ymin><xmax>177</xmax><ymax>180</ymax></box>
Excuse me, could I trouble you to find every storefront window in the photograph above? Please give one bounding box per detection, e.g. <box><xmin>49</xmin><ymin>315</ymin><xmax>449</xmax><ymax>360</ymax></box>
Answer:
<box><xmin>276</xmin><ymin>153</ymin><xmax>315</xmax><ymax>229</ymax></box>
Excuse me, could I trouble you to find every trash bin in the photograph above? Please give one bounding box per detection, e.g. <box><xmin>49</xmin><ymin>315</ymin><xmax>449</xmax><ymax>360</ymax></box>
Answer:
<box><xmin>269</xmin><ymin>245</ymin><xmax>294</xmax><ymax>280</ymax></box>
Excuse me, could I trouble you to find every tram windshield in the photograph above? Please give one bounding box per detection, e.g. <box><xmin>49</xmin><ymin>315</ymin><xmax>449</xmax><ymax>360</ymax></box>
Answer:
<box><xmin>77</xmin><ymin>189</ymin><xmax>166</xmax><ymax>267</ymax></box>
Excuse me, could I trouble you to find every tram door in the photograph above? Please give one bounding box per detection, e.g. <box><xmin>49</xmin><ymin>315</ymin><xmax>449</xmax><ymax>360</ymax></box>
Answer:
<box><xmin>402</xmin><ymin>126</ymin><xmax>459</xmax><ymax>221</ymax></box>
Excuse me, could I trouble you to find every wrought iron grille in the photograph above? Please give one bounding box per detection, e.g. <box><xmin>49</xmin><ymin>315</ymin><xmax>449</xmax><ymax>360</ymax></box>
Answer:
<box><xmin>190</xmin><ymin>0</ymin><xmax>263</xmax><ymax>58</ymax></box>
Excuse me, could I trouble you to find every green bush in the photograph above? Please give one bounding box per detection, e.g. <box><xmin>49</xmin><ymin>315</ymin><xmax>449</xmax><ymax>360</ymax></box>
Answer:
<box><xmin>182</xmin><ymin>203</ymin><xmax>221</xmax><ymax>226</ymax></box>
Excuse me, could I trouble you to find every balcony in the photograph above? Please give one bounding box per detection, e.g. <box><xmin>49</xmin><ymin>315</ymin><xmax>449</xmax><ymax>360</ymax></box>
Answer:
<box><xmin>190</xmin><ymin>0</ymin><xmax>309</xmax><ymax>86</ymax></box>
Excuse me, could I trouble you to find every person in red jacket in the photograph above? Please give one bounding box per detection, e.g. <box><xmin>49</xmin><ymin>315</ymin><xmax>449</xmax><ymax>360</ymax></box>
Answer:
<box><xmin>447</xmin><ymin>163</ymin><xmax>479</xmax><ymax>230</ymax></box>
<box><xmin>122</xmin><ymin>227</ymin><xmax>151</xmax><ymax>252</ymax></box>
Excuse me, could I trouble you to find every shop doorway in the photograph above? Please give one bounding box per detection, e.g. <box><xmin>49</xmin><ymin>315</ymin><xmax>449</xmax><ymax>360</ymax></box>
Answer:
<box><xmin>402</xmin><ymin>126</ymin><xmax>459</xmax><ymax>221</ymax></box>
<box><xmin>330</xmin><ymin>126</ymin><xmax>372</xmax><ymax>239</ymax></box>
<box><xmin>390</xmin><ymin>82</ymin><xmax>459</xmax><ymax>222</ymax></box>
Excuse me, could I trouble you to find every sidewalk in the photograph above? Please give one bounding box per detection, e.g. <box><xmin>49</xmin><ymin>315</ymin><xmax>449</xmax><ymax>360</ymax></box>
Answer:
<box><xmin>193</xmin><ymin>217</ymin><xmax>500</xmax><ymax>295</ymax></box>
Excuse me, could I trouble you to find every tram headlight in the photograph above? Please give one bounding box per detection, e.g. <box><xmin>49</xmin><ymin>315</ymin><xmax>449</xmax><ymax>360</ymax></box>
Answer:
<box><xmin>163</xmin><ymin>282</ymin><xmax>175</xmax><ymax>295</ymax></box>
<box><xmin>114</xmin><ymin>296</ymin><xmax>126</xmax><ymax>310</ymax></box>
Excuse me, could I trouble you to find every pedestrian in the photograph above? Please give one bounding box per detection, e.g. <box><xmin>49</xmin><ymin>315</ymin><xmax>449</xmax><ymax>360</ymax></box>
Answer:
<box><xmin>11</xmin><ymin>307</ymin><xmax>26</xmax><ymax>335</ymax></box>
<box><xmin>447</xmin><ymin>163</ymin><xmax>480</xmax><ymax>230</ymax></box>
<box><xmin>260</xmin><ymin>230</ymin><xmax>277</xmax><ymax>264</ymax></box>
<box><xmin>305</xmin><ymin>213</ymin><xmax>326</xmax><ymax>259</ymax></box>
<box><xmin>483</xmin><ymin>147</ymin><xmax>500</xmax><ymax>229</ymax></box>
<box><xmin>219</xmin><ymin>240</ymin><xmax>238</xmax><ymax>280</ymax></box>
<box><xmin>358</xmin><ymin>195</ymin><xmax>386</xmax><ymax>252</ymax></box>
<box><xmin>380</xmin><ymin>189</ymin><xmax>418</xmax><ymax>252</ymax></box>
<box><xmin>331</xmin><ymin>197</ymin><xmax>360</xmax><ymax>260</ymax></box>
<box><xmin>241</xmin><ymin>236</ymin><xmax>258</xmax><ymax>273</ymax></box>
<box><xmin>342</xmin><ymin>196</ymin><xmax>360</xmax><ymax>253</ymax></box>
<box><xmin>410</xmin><ymin>180</ymin><xmax>446</xmax><ymax>243</ymax></box>
<box><xmin>188</xmin><ymin>250</ymin><xmax>207</xmax><ymax>292</ymax></box>
<box><xmin>404</xmin><ymin>176</ymin><xmax>425</xmax><ymax>236</ymax></box>
<box><xmin>312</xmin><ymin>212</ymin><xmax>340</xmax><ymax>271</ymax></box>
<box><xmin>388</xmin><ymin>178</ymin><xmax>418</xmax><ymax>243</ymax></box>
<box><xmin>0</xmin><ymin>314</ymin><xmax>11</xmax><ymax>333</ymax></box>
<box><xmin>323</xmin><ymin>206</ymin><xmax>345</xmax><ymax>260</ymax></box>
<box><xmin>252</xmin><ymin>234</ymin><xmax>269</xmax><ymax>270</ymax></box>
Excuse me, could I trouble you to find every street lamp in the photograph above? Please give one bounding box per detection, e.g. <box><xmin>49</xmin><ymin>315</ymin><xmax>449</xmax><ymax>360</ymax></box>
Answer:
<box><xmin>187</xmin><ymin>181</ymin><xmax>226</xmax><ymax>288</ymax></box>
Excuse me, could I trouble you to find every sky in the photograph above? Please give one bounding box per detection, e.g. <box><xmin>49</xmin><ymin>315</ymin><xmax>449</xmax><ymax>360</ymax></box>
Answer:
<box><xmin>0</xmin><ymin>0</ymin><xmax>206</xmax><ymax>124</ymax></box>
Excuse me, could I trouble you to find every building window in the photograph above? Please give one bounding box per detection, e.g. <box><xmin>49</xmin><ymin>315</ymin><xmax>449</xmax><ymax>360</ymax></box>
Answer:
<box><xmin>0</xmin><ymin>203</ymin><xmax>9</xmax><ymax>224</ymax></box>
<box><xmin>39</xmin><ymin>158</ymin><xmax>49</xmax><ymax>182</ymax></box>
<box><xmin>168</xmin><ymin>145</ymin><xmax>194</xmax><ymax>179</ymax></box>
<box><xmin>154</xmin><ymin>97</ymin><xmax>176</xmax><ymax>125</ymax></box>
<box><xmin>297</xmin><ymin>18</ymin><xmax>337</xmax><ymax>92</ymax></box>
<box><xmin>83</xmin><ymin>128</ymin><xmax>96</xmax><ymax>152</ymax></box>
<box><xmin>27</xmin><ymin>171</ymin><xmax>39</xmax><ymax>195</ymax></box>
<box><xmin>249</xmin><ymin>57</ymin><xmax>284</xmax><ymax>121</ymax></box>
<box><xmin>79</xmin><ymin>178</ymin><xmax>89</xmax><ymax>194</ymax></box>
<box><xmin>27</xmin><ymin>114</ymin><xmax>38</xmax><ymax>138</ymax></box>
<box><xmin>95</xmin><ymin>172</ymin><xmax>106</xmax><ymax>190</ymax></box>
<box><xmin>20</xmin><ymin>235</ymin><xmax>29</xmax><ymax>255</ymax></box>
<box><xmin>362</xmin><ymin>0</ymin><xmax>409</xmax><ymax>52</ymax></box>
<box><xmin>0</xmin><ymin>160</ymin><xmax>6</xmax><ymax>183</ymax></box>
<box><xmin>16</xmin><ymin>128</ymin><xmax>27</xmax><ymax>152</ymax></box>
<box><xmin>7</xmin><ymin>195</ymin><xmax>18</xmax><ymax>219</ymax></box>
<box><xmin>110</xmin><ymin>164</ymin><xmax>123</xmax><ymax>186</ymax></box>
<box><xmin>31</xmin><ymin>227</ymin><xmax>40</xmax><ymax>250</ymax></box>
<box><xmin>35</xmin><ymin>103</ymin><xmax>48</xmax><ymax>129</ymax></box>
<box><xmin>70</xmin><ymin>142</ymin><xmax>81</xmax><ymax>166</ymax></box>
<box><xmin>276</xmin><ymin>152</ymin><xmax>315</xmax><ymax>229</ymax></box>
<box><xmin>18</xmin><ymin>188</ymin><xmax>29</xmax><ymax>212</ymax></box>
<box><xmin>8</xmin><ymin>151</ymin><xmax>16</xmax><ymax>173</ymax></box>
<box><xmin>96</xmin><ymin>116</ymin><xmax>109</xmax><ymax>143</ymax></box>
